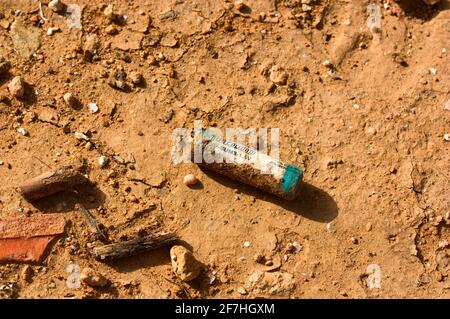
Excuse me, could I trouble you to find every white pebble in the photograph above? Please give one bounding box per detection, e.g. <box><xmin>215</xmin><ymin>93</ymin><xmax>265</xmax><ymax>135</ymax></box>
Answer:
<box><xmin>47</xmin><ymin>27</ymin><xmax>60</xmax><ymax>36</ymax></box>
<box><xmin>98</xmin><ymin>156</ymin><xmax>109</xmax><ymax>168</ymax></box>
<box><xmin>429</xmin><ymin>67</ymin><xmax>437</xmax><ymax>75</ymax></box>
<box><xmin>17</xmin><ymin>128</ymin><xmax>29</xmax><ymax>136</ymax></box>
<box><xmin>444</xmin><ymin>134</ymin><xmax>450</xmax><ymax>142</ymax></box>
<box><xmin>243</xmin><ymin>241</ymin><xmax>251</xmax><ymax>248</ymax></box>
<box><xmin>183</xmin><ymin>174</ymin><xmax>198</xmax><ymax>186</ymax></box>
<box><xmin>88</xmin><ymin>102</ymin><xmax>99</xmax><ymax>113</ymax></box>
<box><xmin>74</xmin><ymin>132</ymin><xmax>89</xmax><ymax>141</ymax></box>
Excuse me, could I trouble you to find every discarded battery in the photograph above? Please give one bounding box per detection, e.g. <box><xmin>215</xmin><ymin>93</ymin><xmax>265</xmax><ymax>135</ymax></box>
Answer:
<box><xmin>193</xmin><ymin>130</ymin><xmax>303</xmax><ymax>200</ymax></box>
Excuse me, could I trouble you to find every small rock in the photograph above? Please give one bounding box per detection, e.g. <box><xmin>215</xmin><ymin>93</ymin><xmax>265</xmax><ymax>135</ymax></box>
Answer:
<box><xmin>48</xmin><ymin>0</ymin><xmax>66</xmax><ymax>13</ymax></box>
<box><xmin>444</xmin><ymin>134</ymin><xmax>450</xmax><ymax>142</ymax></box>
<box><xmin>17</xmin><ymin>128</ymin><xmax>29</xmax><ymax>136</ymax></box>
<box><xmin>21</xmin><ymin>265</ymin><xmax>33</xmax><ymax>283</ymax></box>
<box><xmin>243</xmin><ymin>241</ymin><xmax>251</xmax><ymax>248</ymax></box>
<box><xmin>98</xmin><ymin>156</ymin><xmax>109</xmax><ymax>168</ymax></box>
<box><xmin>88</xmin><ymin>102</ymin><xmax>99</xmax><ymax>113</ymax></box>
<box><xmin>104</xmin><ymin>4</ymin><xmax>117</xmax><ymax>22</ymax></box>
<box><xmin>170</xmin><ymin>245</ymin><xmax>201</xmax><ymax>282</ymax></box>
<box><xmin>129</xmin><ymin>71</ymin><xmax>143</xmax><ymax>85</ymax></box>
<box><xmin>8</xmin><ymin>76</ymin><xmax>25</xmax><ymax>98</ymax></box>
<box><xmin>444</xmin><ymin>99</ymin><xmax>450</xmax><ymax>111</ymax></box>
<box><xmin>63</xmin><ymin>92</ymin><xmax>77</xmax><ymax>108</ymax></box>
<box><xmin>85</xmin><ymin>142</ymin><xmax>93</xmax><ymax>150</ymax></box>
<box><xmin>105</xmin><ymin>25</ymin><xmax>118</xmax><ymax>35</ymax></box>
<box><xmin>237</xmin><ymin>286</ymin><xmax>248</xmax><ymax>295</ymax></box>
<box><xmin>74</xmin><ymin>132</ymin><xmax>89</xmax><ymax>141</ymax></box>
<box><xmin>323</xmin><ymin>60</ymin><xmax>333</xmax><ymax>68</ymax></box>
<box><xmin>366</xmin><ymin>222</ymin><xmax>373</xmax><ymax>232</ymax></box>
<box><xmin>108</xmin><ymin>78</ymin><xmax>127</xmax><ymax>91</ymax></box>
<box><xmin>429</xmin><ymin>67</ymin><xmax>437</xmax><ymax>75</ymax></box>
<box><xmin>183</xmin><ymin>174</ymin><xmax>198</xmax><ymax>187</ymax></box>
<box><xmin>351</xmin><ymin>237</ymin><xmax>358</xmax><ymax>244</ymax></box>
<box><xmin>269</xmin><ymin>65</ymin><xmax>288</xmax><ymax>85</ymax></box>
<box><xmin>47</xmin><ymin>27</ymin><xmax>60</xmax><ymax>36</ymax></box>
<box><xmin>80</xmin><ymin>267</ymin><xmax>108</xmax><ymax>287</ymax></box>
<box><xmin>83</xmin><ymin>34</ymin><xmax>100</xmax><ymax>60</ymax></box>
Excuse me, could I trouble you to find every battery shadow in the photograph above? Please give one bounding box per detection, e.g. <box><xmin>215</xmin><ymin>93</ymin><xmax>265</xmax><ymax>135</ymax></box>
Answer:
<box><xmin>200</xmin><ymin>168</ymin><xmax>338</xmax><ymax>223</ymax></box>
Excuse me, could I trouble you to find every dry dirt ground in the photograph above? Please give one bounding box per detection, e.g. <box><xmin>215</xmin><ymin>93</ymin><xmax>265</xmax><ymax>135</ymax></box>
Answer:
<box><xmin>0</xmin><ymin>0</ymin><xmax>449</xmax><ymax>299</ymax></box>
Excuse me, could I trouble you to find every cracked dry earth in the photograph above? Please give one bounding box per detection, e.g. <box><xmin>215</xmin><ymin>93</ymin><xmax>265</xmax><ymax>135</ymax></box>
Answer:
<box><xmin>0</xmin><ymin>0</ymin><xmax>449</xmax><ymax>298</ymax></box>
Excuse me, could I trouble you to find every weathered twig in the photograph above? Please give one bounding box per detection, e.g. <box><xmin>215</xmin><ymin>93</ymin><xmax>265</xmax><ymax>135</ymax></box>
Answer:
<box><xmin>77</xmin><ymin>204</ymin><xmax>107</xmax><ymax>241</ymax></box>
<box><xmin>17</xmin><ymin>166</ymin><xmax>88</xmax><ymax>201</ymax></box>
<box><xmin>92</xmin><ymin>233</ymin><xmax>178</xmax><ymax>261</ymax></box>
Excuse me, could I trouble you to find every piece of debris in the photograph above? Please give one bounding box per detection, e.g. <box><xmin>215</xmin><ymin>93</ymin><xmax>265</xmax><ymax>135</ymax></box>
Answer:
<box><xmin>17</xmin><ymin>166</ymin><xmax>88</xmax><ymax>201</ymax></box>
<box><xmin>269</xmin><ymin>65</ymin><xmax>288</xmax><ymax>85</ymax></box>
<box><xmin>92</xmin><ymin>233</ymin><xmax>178</xmax><ymax>260</ymax></box>
<box><xmin>17</xmin><ymin>127</ymin><xmax>29</xmax><ymax>136</ymax></box>
<box><xmin>170</xmin><ymin>245</ymin><xmax>202</xmax><ymax>282</ymax></box>
<box><xmin>80</xmin><ymin>267</ymin><xmax>108</xmax><ymax>287</ymax></box>
<box><xmin>444</xmin><ymin>134</ymin><xmax>450</xmax><ymax>142</ymax></box>
<box><xmin>183</xmin><ymin>174</ymin><xmax>198</xmax><ymax>187</ymax></box>
<box><xmin>88</xmin><ymin>102</ymin><xmax>99</xmax><ymax>113</ymax></box>
<box><xmin>10</xmin><ymin>17</ymin><xmax>41</xmax><ymax>59</ymax></box>
<box><xmin>48</xmin><ymin>0</ymin><xmax>66</xmax><ymax>13</ymax></box>
<box><xmin>98</xmin><ymin>155</ymin><xmax>109</xmax><ymax>168</ymax></box>
<box><xmin>8</xmin><ymin>76</ymin><xmax>25</xmax><ymax>98</ymax></box>
<box><xmin>74</xmin><ymin>131</ymin><xmax>89</xmax><ymax>141</ymax></box>
<box><xmin>83</xmin><ymin>34</ymin><xmax>100</xmax><ymax>60</ymax></box>
<box><xmin>47</xmin><ymin>27</ymin><xmax>60</xmax><ymax>36</ymax></box>
<box><xmin>63</xmin><ymin>92</ymin><xmax>78</xmax><ymax>108</ymax></box>
<box><xmin>0</xmin><ymin>214</ymin><xmax>66</xmax><ymax>263</ymax></box>
<box><xmin>0</xmin><ymin>55</ymin><xmax>11</xmax><ymax>74</ymax></box>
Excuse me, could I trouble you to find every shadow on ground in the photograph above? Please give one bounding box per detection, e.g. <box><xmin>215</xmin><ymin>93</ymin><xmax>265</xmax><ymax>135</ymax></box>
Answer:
<box><xmin>201</xmin><ymin>168</ymin><xmax>338</xmax><ymax>223</ymax></box>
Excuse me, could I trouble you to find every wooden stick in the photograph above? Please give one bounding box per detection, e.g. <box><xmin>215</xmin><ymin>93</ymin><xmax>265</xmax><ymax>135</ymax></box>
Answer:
<box><xmin>92</xmin><ymin>233</ymin><xmax>178</xmax><ymax>261</ymax></box>
<box><xmin>17</xmin><ymin>166</ymin><xmax>88</xmax><ymax>201</ymax></box>
<box><xmin>77</xmin><ymin>204</ymin><xmax>107</xmax><ymax>241</ymax></box>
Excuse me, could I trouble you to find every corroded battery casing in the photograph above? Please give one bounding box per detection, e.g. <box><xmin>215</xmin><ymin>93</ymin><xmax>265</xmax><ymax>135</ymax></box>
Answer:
<box><xmin>193</xmin><ymin>130</ymin><xmax>303</xmax><ymax>200</ymax></box>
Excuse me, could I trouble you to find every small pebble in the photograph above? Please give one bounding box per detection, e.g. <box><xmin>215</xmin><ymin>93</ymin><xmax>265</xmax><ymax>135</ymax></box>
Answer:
<box><xmin>63</xmin><ymin>93</ymin><xmax>77</xmax><ymax>108</ymax></box>
<box><xmin>17</xmin><ymin>128</ymin><xmax>29</xmax><ymax>136</ymax></box>
<box><xmin>183</xmin><ymin>174</ymin><xmax>198</xmax><ymax>186</ymax></box>
<box><xmin>85</xmin><ymin>142</ymin><xmax>93</xmax><ymax>150</ymax></box>
<box><xmin>98</xmin><ymin>156</ymin><xmax>109</xmax><ymax>168</ymax></box>
<box><xmin>74</xmin><ymin>132</ymin><xmax>89</xmax><ymax>141</ymax></box>
<box><xmin>366</xmin><ymin>222</ymin><xmax>373</xmax><ymax>232</ymax></box>
<box><xmin>322</xmin><ymin>60</ymin><xmax>333</xmax><ymax>68</ymax></box>
<box><xmin>88</xmin><ymin>102</ymin><xmax>99</xmax><ymax>113</ymax></box>
<box><xmin>8</xmin><ymin>76</ymin><xmax>25</xmax><ymax>98</ymax></box>
<box><xmin>444</xmin><ymin>134</ymin><xmax>450</xmax><ymax>142</ymax></box>
<box><xmin>243</xmin><ymin>241</ymin><xmax>251</xmax><ymax>248</ymax></box>
<box><xmin>237</xmin><ymin>287</ymin><xmax>248</xmax><ymax>295</ymax></box>
<box><xmin>429</xmin><ymin>67</ymin><xmax>437</xmax><ymax>75</ymax></box>
<box><xmin>80</xmin><ymin>267</ymin><xmax>108</xmax><ymax>287</ymax></box>
<box><xmin>129</xmin><ymin>71</ymin><xmax>143</xmax><ymax>85</ymax></box>
<box><xmin>351</xmin><ymin>237</ymin><xmax>358</xmax><ymax>244</ymax></box>
<box><xmin>47</xmin><ymin>27</ymin><xmax>60</xmax><ymax>36</ymax></box>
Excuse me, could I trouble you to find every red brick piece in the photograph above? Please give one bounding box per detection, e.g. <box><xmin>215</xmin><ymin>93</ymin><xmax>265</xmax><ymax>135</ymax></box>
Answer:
<box><xmin>0</xmin><ymin>214</ymin><xmax>66</xmax><ymax>263</ymax></box>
